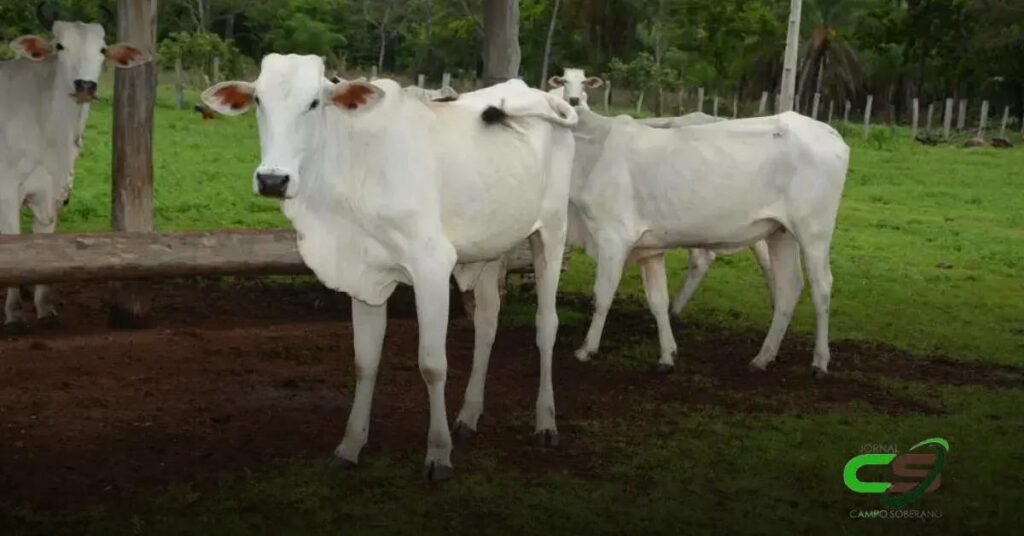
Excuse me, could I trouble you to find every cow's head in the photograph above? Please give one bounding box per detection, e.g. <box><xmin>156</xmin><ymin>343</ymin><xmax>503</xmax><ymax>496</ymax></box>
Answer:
<box><xmin>10</xmin><ymin>21</ymin><xmax>150</xmax><ymax>104</ymax></box>
<box><xmin>548</xmin><ymin>68</ymin><xmax>603</xmax><ymax>107</ymax></box>
<box><xmin>202</xmin><ymin>54</ymin><xmax>351</xmax><ymax>200</ymax></box>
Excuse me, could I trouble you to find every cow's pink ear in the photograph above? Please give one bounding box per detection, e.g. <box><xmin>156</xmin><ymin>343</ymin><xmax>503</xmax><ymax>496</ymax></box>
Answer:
<box><xmin>10</xmin><ymin>35</ymin><xmax>52</xmax><ymax>61</ymax></box>
<box><xmin>548</xmin><ymin>76</ymin><xmax>566</xmax><ymax>88</ymax></box>
<box><xmin>329</xmin><ymin>81</ymin><xmax>385</xmax><ymax>112</ymax></box>
<box><xmin>584</xmin><ymin>77</ymin><xmax>604</xmax><ymax>89</ymax></box>
<box><xmin>201</xmin><ymin>81</ymin><xmax>255</xmax><ymax>116</ymax></box>
<box><xmin>104</xmin><ymin>43</ymin><xmax>151</xmax><ymax>68</ymax></box>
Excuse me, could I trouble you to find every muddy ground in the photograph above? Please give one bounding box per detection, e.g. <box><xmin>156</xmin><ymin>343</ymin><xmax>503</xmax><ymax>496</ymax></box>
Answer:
<box><xmin>1</xmin><ymin>279</ymin><xmax>1020</xmax><ymax>510</ymax></box>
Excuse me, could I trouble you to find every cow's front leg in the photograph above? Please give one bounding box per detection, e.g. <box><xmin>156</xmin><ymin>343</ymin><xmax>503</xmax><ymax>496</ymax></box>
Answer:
<box><xmin>1</xmin><ymin>197</ymin><xmax>27</xmax><ymax>331</ymax></box>
<box><xmin>413</xmin><ymin>252</ymin><xmax>458</xmax><ymax>481</ymax></box>
<box><xmin>332</xmin><ymin>298</ymin><xmax>387</xmax><ymax>468</ymax></box>
<box><xmin>31</xmin><ymin>214</ymin><xmax>59</xmax><ymax>325</ymax></box>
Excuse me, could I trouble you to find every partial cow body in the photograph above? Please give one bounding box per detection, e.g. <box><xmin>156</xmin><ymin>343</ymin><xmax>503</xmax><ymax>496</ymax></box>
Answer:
<box><xmin>569</xmin><ymin>109</ymin><xmax>849</xmax><ymax>376</ymax></box>
<box><xmin>202</xmin><ymin>55</ymin><xmax>575</xmax><ymax>479</ymax></box>
<box><xmin>0</xmin><ymin>21</ymin><xmax>148</xmax><ymax>329</ymax></box>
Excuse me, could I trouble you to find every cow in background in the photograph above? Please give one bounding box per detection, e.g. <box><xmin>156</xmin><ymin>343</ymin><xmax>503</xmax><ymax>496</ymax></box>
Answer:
<box><xmin>0</xmin><ymin>20</ymin><xmax>149</xmax><ymax>330</ymax></box>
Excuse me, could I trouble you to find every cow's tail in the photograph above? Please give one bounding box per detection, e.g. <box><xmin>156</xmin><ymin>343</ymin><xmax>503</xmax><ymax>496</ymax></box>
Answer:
<box><xmin>481</xmin><ymin>93</ymin><xmax>578</xmax><ymax>129</ymax></box>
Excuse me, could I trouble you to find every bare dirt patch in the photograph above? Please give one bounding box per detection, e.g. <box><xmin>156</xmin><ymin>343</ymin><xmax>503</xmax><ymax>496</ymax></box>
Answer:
<box><xmin>1</xmin><ymin>280</ymin><xmax>1017</xmax><ymax>510</ymax></box>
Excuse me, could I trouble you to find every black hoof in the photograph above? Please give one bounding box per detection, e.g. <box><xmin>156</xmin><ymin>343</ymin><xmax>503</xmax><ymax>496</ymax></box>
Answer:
<box><xmin>3</xmin><ymin>321</ymin><xmax>29</xmax><ymax>336</ymax></box>
<box><xmin>36</xmin><ymin>315</ymin><xmax>60</xmax><ymax>329</ymax></box>
<box><xmin>748</xmin><ymin>362</ymin><xmax>768</xmax><ymax>373</ymax></box>
<box><xmin>452</xmin><ymin>421</ymin><xmax>477</xmax><ymax>442</ymax></box>
<box><xmin>423</xmin><ymin>462</ymin><xmax>454</xmax><ymax>482</ymax></box>
<box><xmin>535</xmin><ymin>429</ymin><xmax>560</xmax><ymax>447</ymax></box>
<box><xmin>812</xmin><ymin>367</ymin><xmax>828</xmax><ymax>380</ymax></box>
<box><xmin>328</xmin><ymin>455</ymin><xmax>357</xmax><ymax>471</ymax></box>
<box><xmin>655</xmin><ymin>363</ymin><xmax>675</xmax><ymax>375</ymax></box>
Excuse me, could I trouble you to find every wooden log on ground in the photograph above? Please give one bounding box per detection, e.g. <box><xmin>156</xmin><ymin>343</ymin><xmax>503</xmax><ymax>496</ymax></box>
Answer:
<box><xmin>0</xmin><ymin>231</ymin><xmax>542</xmax><ymax>287</ymax></box>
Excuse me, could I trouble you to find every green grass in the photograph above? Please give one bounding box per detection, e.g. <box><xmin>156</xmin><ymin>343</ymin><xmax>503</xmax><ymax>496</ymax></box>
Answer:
<box><xmin>6</xmin><ymin>83</ymin><xmax>1023</xmax><ymax>533</ymax></box>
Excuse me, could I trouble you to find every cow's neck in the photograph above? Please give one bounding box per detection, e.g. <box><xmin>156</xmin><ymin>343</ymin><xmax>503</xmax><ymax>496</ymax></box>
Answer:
<box><xmin>42</xmin><ymin>63</ymin><xmax>89</xmax><ymax>179</ymax></box>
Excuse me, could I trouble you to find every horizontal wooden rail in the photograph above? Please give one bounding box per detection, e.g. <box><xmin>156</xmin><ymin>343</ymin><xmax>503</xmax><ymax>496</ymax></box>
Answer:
<box><xmin>0</xmin><ymin>230</ymin><xmax>539</xmax><ymax>287</ymax></box>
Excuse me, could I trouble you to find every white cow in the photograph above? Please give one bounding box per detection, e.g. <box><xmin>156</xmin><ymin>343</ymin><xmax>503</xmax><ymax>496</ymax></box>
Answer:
<box><xmin>634</xmin><ymin>111</ymin><xmax>775</xmax><ymax>317</ymax></box>
<box><xmin>0</xmin><ymin>21</ymin><xmax>149</xmax><ymax>329</ymax></box>
<box><xmin>548</xmin><ymin>73</ymin><xmax>775</xmax><ymax>363</ymax></box>
<box><xmin>569</xmin><ymin>107</ymin><xmax>849</xmax><ymax>377</ymax></box>
<box><xmin>202</xmin><ymin>54</ymin><xmax>575</xmax><ymax>480</ymax></box>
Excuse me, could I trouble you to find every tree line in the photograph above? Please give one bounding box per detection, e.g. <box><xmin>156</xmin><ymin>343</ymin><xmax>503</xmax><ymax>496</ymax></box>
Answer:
<box><xmin>2</xmin><ymin>0</ymin><xmax>1022</xmax><ymax>118</ymax></box>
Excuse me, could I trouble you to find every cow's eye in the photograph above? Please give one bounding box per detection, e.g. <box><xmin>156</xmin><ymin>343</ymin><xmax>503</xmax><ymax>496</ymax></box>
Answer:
<box><xmin>56</xmin><ymin>43</ymin><xmax>64</xmax><ymax>51</ymax></box>
<box><xmin>100</xmin><ymin>47</ymin><xmax>106</xmax><ymax>55</ymax></box>
<box><xmin>308</xmin><ymin>99</ymin><xmax>320</xmax><ymax>111</ymax></box>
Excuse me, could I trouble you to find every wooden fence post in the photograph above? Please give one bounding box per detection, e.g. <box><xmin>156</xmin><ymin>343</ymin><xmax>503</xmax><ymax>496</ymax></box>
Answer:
<box><xmin>677</xmin><ymin>89</ymin><xmax>684</xmax><ymax>115</ymax></box>
<box><xmin>827</xmin><ymin>99</ymin><xmax>834</xmax><ymax>123</ymax></box>
<box><xmin>111</xmin><ymin>0</ymin><xmax>157</xmax><ymax>327</ymax></box>
<box><xmin>943</xmin><ymin>98</ymin><xmax>954</xmax><ymax>139</ymax></box>
<box><xmin>370</xmin><ymin>65</ymin><xmax>378</xmax><ymax>80</ymax></box>
<box><xmin>417</xmin><ymin>74</ymin><xmax>426</xmax><ymax>87</ymax></box>
<box><xmin>212</xmin><ymin>56</ymin><xmax>220</xmax><ymax>83</ymax></box>
<box><xmin>173</xmin><ymin>57</ymin><xmax>184</xmax><ymax>110</ymax></box>
<box><xmin>775</xmin><ymin>92</ymin><xmax>782</xmax><ymax>114</ymax></box>
<box><xmin>977</xmin><ymin>100</ymin><xmax>989</xmax><ymax>139</ymax></box>
<box><xmin>863</xmin><ymin>95</ymin><xmax>873</xmax><ymax>136</ymax></box>
<box><xmin>811</xmin><ymin>92</ymin><xmax>820</xmax><ymax>119</ymax></box>
<box><xmin>604</xmin><ymin>80</ymin><xmax>611</xmax><ymax>115</ymax></box>
<box><xmin>911</xmin><ymin>97</ymin><xmax>919</xmax><ymax>138</ymax></box>
<box><xmin>697</xmin><ymin>87</ymin><xmax>705</xmax><ymax>114</ymax></box>
<box><xmin>926</xmin><ymin>102</ymin><xmax>935</xmax><ymax>135</ymax></box>
<box><xmin>732</xmin><ymin>94</ymin><xmax>738</xmax><ymax>119</ymax></box>
<box><xmin>758</xmin><ymin>91</ymin><xmax>768</xmax><ymax>116</ymax></box>
<box><xmin>442</xmin><ymin>72</ymin><xmax>451</xmax><ymax>89</ymax></box>
<box><xmin>844</xmin><ymin>99</ymin><xmax>851</xmax><ymax>123</ymax></box>
<box><xmin>957</xmin><ymin>98</ymin><xmax>967</xmax><ymax>131</ymax></box>
<box><xmin>999</xmin><ymin>105</ymin><xmax>1010</xmax><ymax>138</ymax></box>
<box><xmin>712</xmin><ymin>95</ymin><xmax>719</xmax><ymax>117</ymax></box>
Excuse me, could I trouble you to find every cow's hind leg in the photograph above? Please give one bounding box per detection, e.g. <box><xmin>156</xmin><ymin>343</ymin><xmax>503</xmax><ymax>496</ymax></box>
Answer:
<box><xmin>1</xmin><ymin>197</ymin><xmax>27</xmax><ymax>331</ymax></box>
<box><xmin>749</xmin><ymin>231</ymin><xmax>803</xmax><ymax>371</ymax></box>
<box><xmin>750</xmin><ymin>240</ymin><xmax>775</xmax><ymax>308</ymax></box>
<box><xmin>640</xmin><ymin>254</ymin><xmax>678</xmax><ymax>373</ymax></box>
<box><xmin>671</xmin><ymin>248</ymin><xmax>716</xmax><ymax>316</ymax></box>
<box><xmin>800</xmin><ymin>239</ymin><xmax>834</xmax><ymax>378</ymax></box>
<box><xmin>453</xmin><ymin>261</ymin><xmax>504</xmax><ymax>440</ymax></box>
<box><xmin>529</xmin><ymin>225</ymin><xmax>566</xmax><ymax>446</ymax></box>
<box><xmin>31</xmin><ymin>214</ymin><xmax>59</xmax><ymax>325</ymax></box>
<box><xmin>575</xmin><ymin>237</ymin><xmax>629</xmax><ymax>362</ymax></box>
<box><xmin>332</xmin><ymin>298</ymin><xmax>387</xmax><ymax>468</ymax></box>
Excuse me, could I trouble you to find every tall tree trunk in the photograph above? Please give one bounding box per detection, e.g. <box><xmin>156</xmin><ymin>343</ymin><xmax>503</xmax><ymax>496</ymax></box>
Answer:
<box><xmin>482</xmin><ymin>0</ymin><xmax>521</xmax><ymax>85</ymax></box>
<box><xmin>779</xmin><ymin>0</ymin><xmax>802</xmax><ymax>113</ymax></box>
<box><xmin>539</xmin><ymin>0</ymin><xmax>561</xmax><ymax>88</ymax></box>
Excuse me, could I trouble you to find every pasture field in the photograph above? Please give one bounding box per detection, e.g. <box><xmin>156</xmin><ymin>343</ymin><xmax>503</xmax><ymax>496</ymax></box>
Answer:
<box><xmin>1</xmin><ymin>85</ymin><xmax>1022</xmax><ymax>534</ymax></box>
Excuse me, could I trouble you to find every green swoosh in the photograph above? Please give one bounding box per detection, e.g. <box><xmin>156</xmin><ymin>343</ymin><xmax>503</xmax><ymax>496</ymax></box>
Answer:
<box><xmin>880</xmin><ymin>438</ymin><xmax>948</xmax><ymax>508</ymax></box>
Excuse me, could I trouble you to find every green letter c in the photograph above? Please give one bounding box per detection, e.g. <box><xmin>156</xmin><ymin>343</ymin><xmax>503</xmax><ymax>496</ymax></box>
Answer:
<box><xmin>843</xmin><ymin>454</ymin><xmax>896</xmax><ymax>493</ymax></box>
